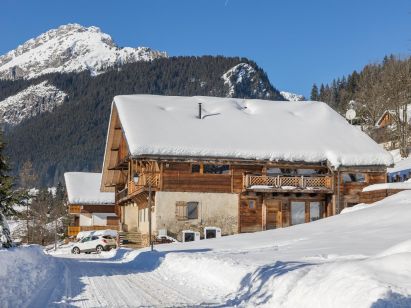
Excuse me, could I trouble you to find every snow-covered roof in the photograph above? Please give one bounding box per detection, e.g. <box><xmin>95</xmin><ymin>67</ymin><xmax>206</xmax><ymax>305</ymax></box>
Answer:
<box><xmin>387</xmin><ymin>155</ymin><xmax>411</xmax><ymax>174</ymax></box>
<box><xmin>111</xmin><ymin>95</ymin><xmax>392</xmax><ymax>168</ymax></box>
<box><xmin>64</xmin><ymin>172</ymin><xmax>114</xmax><ymax>205</ymax></box>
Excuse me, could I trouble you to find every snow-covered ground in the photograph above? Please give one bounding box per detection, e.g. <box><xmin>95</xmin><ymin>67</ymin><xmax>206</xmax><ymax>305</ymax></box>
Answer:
<box><xmin>2</xmin><ymin>191</ymin><xmax>411</xmax><ymax>307</ymax></box>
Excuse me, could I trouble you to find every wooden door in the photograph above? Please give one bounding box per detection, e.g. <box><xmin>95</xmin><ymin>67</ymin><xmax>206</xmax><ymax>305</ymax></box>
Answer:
<box><xmin>263</xmin><ymin>200</ymin><xmax>282</xmax><ymax>230</ymax></box>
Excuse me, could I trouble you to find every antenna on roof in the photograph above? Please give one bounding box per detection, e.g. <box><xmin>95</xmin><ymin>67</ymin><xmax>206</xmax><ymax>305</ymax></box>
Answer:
<box><xmin>198</xmin><ymin>103</ymin><xmax>202</xmax><ymax>119</ymax></box>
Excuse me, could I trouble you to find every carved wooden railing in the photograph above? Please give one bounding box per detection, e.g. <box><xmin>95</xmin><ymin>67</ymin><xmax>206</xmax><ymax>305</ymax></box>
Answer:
<box><xmin>67</xmin><ymin>226</ymin><xmax>81</xmax><ymax>236</ymax></box>
<box><xmin>128</xmin><ymin>172</ymin><xmax>160</xmax><ymax>195</ymax></box>
<box><xmin>68</xmin><ymin>205</ymin><xmax>81</xmax><ymax>214</ymax></box>
<box><xmin>244</xmin><ymin>174</ymin><xmax>332</xmax><ymax>190</ymax></box>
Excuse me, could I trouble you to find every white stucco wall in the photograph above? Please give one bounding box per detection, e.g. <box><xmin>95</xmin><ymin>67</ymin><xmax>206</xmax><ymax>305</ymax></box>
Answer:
<box><xmin>79</xmin><ymin>214</ymin><xmax>92</xmax><ymax>226</ymax></box>
<box><xmin>153</xmin><ymin>191</ymin><xmax>239</xmax><ymax>238</ymax></box>
<box><xmin>123</xmin><ymin>204</ymin><xmax>139</xmax><ymax>231</ymax></box>
<box><xmin>92</xmin><ymin>213</ymin><xmax>117</xmax><ymax>225</ymax></box>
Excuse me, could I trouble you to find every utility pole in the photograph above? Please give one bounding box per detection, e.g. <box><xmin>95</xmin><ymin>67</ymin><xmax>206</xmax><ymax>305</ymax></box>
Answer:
<box><xmin>54</xmin><ymin>218</ymin><xmax>57</xmax><ymax>251</ymax></box>
<box><xmin>148</xmin><ymin>181</ymin><xmax>153</xmax><ymax>251</ymax></box>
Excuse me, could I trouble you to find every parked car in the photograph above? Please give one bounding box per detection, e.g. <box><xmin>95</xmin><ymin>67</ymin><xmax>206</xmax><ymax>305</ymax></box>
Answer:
<box><xmin>71</xmin><ymin>235</ymin><xmax>117</xmax><ymax>254</ymax></box>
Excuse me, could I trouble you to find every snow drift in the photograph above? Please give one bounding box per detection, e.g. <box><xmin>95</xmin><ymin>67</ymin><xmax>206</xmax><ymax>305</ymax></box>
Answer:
<box><xmin>0</xmin><ymin>246</ymin><xmax>56</xmax><ymax>308</ymax></box>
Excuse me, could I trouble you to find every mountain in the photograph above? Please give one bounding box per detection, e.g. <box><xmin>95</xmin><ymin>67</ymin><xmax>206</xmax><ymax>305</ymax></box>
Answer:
<box><xmin>280</xmin><ymin>91</ymin><xmax>305</xmax><ymax>101</ymax></box>
<box><xmin>222</xmin><ymin>63</ymin><xmax>273</xmax><ymax>99</ymax></box>
<box><xmin>0</xmin><ymin>23</ymin><xmax>167</xmax><ymax>80</ymax></box>
<box><xmin>0</xmin><ymin>81</ymin><xmax>67</xmax><ymax>126</ymax></box>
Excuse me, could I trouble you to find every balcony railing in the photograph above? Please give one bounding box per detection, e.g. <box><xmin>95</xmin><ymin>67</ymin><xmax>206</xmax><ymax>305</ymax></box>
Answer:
<box><xmin>128</xmin><ymin>172</ymin><xmax>160</xmax><ymax>194</ymax></box>
<box><xmin>115</xmin><ymin>172</ymin><xmax>160</xmax><ymax>203</ymax></box>
<box><xmin>244</xmin><ymin>174</ymin><xmax>333</xmax><ymax>191</ymax></box>
<box><xmin>68</xmin><ymin>226</ymin><xmax>81</xmax><ymax>236</ymax></box>
<box><xmin>68</xmin><ymin>205</ymin><xmax>81</xmax><ymax>214</ymax></box>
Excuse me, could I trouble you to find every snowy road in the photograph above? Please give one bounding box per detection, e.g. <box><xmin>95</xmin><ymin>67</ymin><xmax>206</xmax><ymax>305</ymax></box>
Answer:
<box><xmin>24</xmin><ymin>249</ymin><xmax>219</xmax><ymax>308</ymax></box>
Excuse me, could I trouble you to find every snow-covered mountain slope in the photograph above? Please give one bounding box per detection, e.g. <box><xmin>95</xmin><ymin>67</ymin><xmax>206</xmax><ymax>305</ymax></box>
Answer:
<box><xmin>222</xmin><ymin>63</ymin><xmax>272</xmax><ymax>98</ymax></box>
<box><xmin>0</xmin><ymin>81</ymin><xmax>67</xmax><ymax>126</ymax></box>
<box><xmin>0</xmin><ymin>23</ymin><xmax>167</xmax><ymax>80</ymax></box>
<box><xmin>280</xmin><ymin>91</ymin><xmax>305</xmax><ymax>101</ymax></box>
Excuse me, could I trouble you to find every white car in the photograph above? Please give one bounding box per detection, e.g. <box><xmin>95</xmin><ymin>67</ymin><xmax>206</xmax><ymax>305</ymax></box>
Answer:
<box><xmin>71</xmin><ymin>235</ymin><xmax>117</xmax><ymax>254</ymax></box>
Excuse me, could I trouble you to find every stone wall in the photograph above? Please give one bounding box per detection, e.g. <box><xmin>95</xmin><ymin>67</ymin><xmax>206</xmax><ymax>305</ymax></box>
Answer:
<box><xmin>154</xmin><ymin>191</ymin><xmax>239</xmax><ymax>240</ymax></box>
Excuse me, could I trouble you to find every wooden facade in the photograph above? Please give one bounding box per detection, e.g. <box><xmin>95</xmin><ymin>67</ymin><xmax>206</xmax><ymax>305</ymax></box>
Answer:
<box><xmin>108</xmin><ymin>140</ymin><xmax>386</xmax><ymax>234</ymax></box>
<box><xmin>100</xmin><ymin>104</ymin><xmax>389</xmax><ymax>239</ymax></box>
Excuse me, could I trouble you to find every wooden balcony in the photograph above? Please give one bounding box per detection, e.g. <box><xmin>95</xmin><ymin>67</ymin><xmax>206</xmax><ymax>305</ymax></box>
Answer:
<box><xmin>68</xmin><ymin>226</ymin><xmax>81</xmax><ymax>236</ymax></box>
<box><xmin>68</xmin><ymin>205</ymin><xmax>81</xmax><ymax>214</ymax></box>
<box><xmin>244</xmin><ymin>174</ymin><xmax>333</xmax><ymax>193</ymax></box>
<box><xmin>117</xmin><ymin>172</ymin><xmax>160</xmax><ymax>203</ymax></box>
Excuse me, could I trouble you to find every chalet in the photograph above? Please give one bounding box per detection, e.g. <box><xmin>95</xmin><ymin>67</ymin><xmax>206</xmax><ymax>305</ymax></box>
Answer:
<box><xmin>100</xmin><ymin>95</ymin><xmax>393</xmax><ymax>243</ymax></box>
<box><xmin>65</xmin><ymin>172</ymin><xmax>119</xmax><ymax>237</ymax></box>
<box><xmin>376</xmin><ymin>105</ymin><xmax>411</xmax><ymax>129</ymax></box>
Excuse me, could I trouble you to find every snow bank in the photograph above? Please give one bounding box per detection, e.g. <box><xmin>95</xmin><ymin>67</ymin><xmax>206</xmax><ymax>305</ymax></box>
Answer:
<box><xmin>362</xmin><ymin>181</ymin><xmax>411</xmax><ymax>192</ymax></box>
<box><xmin>0</xmin><ymin>246</ymin><xmax>56</xmax><ymax>307</ymax></box>
<box><xmin>340</xmin><ymin>203</ymin><xmax>372</xmax><ymax>214</ymax></box>
<box><xmin>113</xmin><ymin>95</ymin><xmax>393</xmax><ymax>168</ymax></box>
<box><xmin>245</xmin><ymin>251</ymin><xmax>411</xmax><ymax>308</ymax></box>
<box><xmin>64</xmin><ymin>172</ymin><xmax>114</xmax><ymax>204</ymax></box>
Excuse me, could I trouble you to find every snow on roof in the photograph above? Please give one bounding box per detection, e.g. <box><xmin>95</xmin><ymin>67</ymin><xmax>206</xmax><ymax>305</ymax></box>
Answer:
<box><xmin>113</xmin><ymin>95</ymin><xmax>393</xmax><ymax>168</ymax></box>
<box><xmin>388</xmin><ymin>158</ymin><xmax>411</xmax><ymax>173</ymax></box>
<box><xmin>64</xmin><ymin>172</ymin><xmax>114</xmax><ymax>205</ymax></box>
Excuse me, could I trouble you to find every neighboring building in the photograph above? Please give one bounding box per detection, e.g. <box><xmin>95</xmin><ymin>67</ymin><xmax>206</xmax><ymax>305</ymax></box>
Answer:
<box><xmin>387</xmin><ymin>156</ymin><xmax>411</xmax><ymax>182</ymax></box>
<box><xmin>65</xmin><ymin>172</ymin><xmax>119</xmax><ymax>237</ymax></box>
<box><xmin>376</xmin><ymin>110</ymin><xmax>396</xmax><ymax>129</ymax></box>
<box><xmin>100</xmin><ymin>95</ymin><xmax>393</xmax><ymax>243</ymax></box>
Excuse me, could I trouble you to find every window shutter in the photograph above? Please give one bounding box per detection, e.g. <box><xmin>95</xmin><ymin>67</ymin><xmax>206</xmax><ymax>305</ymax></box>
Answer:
<box><xmin>176</xmin><ymin>201</ymin><xmax>187</xmax><ymax>220</ymax></box>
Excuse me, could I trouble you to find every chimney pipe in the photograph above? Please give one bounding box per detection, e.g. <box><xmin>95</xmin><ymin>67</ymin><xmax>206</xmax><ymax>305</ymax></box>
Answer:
<box><xmin>198</xmin><ymin>103</ymin><xmax>202</xmax><ymax>119</ymax></box>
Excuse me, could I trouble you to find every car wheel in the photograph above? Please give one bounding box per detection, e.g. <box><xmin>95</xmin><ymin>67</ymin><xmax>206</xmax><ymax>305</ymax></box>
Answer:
<box><xmin>72</xmin><ymin>247</ymin><xmax>80</xmax><ymax>254</ymax></box>
<box><xmin>96</xmin><ymin>245</ymin><xmax>104</xmax><ymax>254</ymax></box>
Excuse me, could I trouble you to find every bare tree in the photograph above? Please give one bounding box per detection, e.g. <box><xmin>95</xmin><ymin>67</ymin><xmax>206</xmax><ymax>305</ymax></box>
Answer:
<box><xmin>382</xmin><ymin>57</ymin><xmax>411</xmax><ymax>157</ymax></box>
<box><xmin>355</xmin><ymin>64</ymin><xmax>387</xmax><ymax>126</ymax></box>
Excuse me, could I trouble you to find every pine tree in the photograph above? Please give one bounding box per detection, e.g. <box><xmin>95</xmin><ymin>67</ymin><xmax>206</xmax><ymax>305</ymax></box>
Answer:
<box><xmin>0</xmin><ymin>130</ymin><xmax>26</xmax><ymax>247</ymax></box>
<box><xmin>310</xmin><ymin>84</ymin><xmax>319</xmax><ymax>101</ymax></box>
<box><xmin>0</xmin><ymin>130</ymin><xmax>17</xmax><ymax>217</ymax></box>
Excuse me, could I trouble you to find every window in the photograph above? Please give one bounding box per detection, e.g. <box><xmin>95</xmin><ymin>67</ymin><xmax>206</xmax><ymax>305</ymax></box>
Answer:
<box><xmin>309</xmin><ymin>202</ymin><xmax>322</xmax><ymax>222</ymax></box>
<box><xmin>342</xmin><ymin>173</ymin><xmax>366</xmax><ymax>183</ymax></box>
<box><xmin>187</xmin><ymin>202</ymin><xmax>198</xmax><ymax>219</ymax></box>
<box><xmin>291</xmin><ymin>201</ymin><xmax>306</xmax><ymax>225</ymax></box>
<box><xmin>248</xmin><ymin>200</ymin><xmax>255</xmax><ymax>209</ymax></box>
<box><xmin>203</xmin><ymin>164</ymin><xmax>230</xmax><ymax>174</ymax></box>
<box><xmin>191</xmin><ymin>164</ymin><xmax>200</xmax><ymax>173</ymax></box>
<box><xmin>176</xmin><ymin>201</ymin><xmax>199</xmax><ymax>220</ymax></box>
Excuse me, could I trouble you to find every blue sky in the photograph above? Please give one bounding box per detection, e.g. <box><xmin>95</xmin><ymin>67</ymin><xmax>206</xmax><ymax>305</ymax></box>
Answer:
<box><xmin>1</xmin><ymin>0</ymin><xmax>410</xmax><ymax>97</ymax></box>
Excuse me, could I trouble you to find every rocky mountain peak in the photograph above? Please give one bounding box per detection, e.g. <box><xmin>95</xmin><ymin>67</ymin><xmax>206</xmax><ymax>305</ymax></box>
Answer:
<box><xmin>0</xmin><ymin>23</ymin><xmax>167</xmax><ymax>80</ymax></box>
